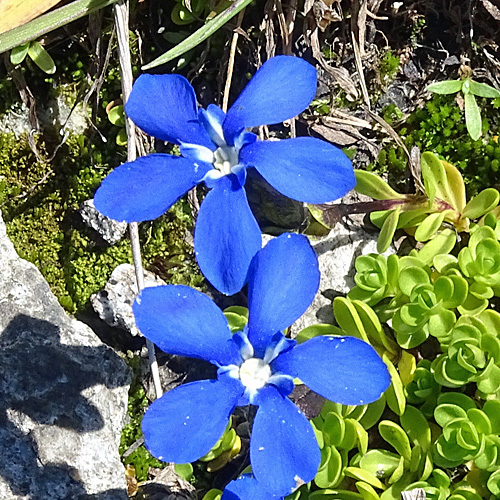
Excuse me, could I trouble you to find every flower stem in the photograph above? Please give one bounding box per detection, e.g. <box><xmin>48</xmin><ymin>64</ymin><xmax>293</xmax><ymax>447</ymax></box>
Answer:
<box><xmin>114</xmin><ymin>0</ymin><xmax>163</xmax><ymax>399</ymax></box>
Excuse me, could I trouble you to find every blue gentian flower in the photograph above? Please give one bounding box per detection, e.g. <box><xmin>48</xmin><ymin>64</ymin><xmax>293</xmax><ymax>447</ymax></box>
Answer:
<box><xmin>133</xmin><ymin>233</ymin><xmax>390</xmax><ymax>498</ymax></box>
<box><xmin>95</xmin><ymin>56</ymin><xmax>356</xmax><ymax>295</ymax></box>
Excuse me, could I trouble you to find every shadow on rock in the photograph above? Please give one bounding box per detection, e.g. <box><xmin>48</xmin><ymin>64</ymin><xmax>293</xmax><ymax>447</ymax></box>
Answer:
<box><xmin>0</xmin><ymin>313</ymin><xmax>130</xmax><ymax>499</ymax></box>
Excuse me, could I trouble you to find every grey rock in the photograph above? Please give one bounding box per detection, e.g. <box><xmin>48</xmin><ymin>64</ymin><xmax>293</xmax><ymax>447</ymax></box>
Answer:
<box><xmin>0</xmin><ymin>210</ymin><xmax>131</xmax><ymax>499</ymax></box>
<box><xmin>291</xmin><ymin>221</ymin><xmax>395</xmax><ymax>336</ymax></box>
<box><xmin>80</xmin><ymin>200</ymin><xmax>128</xmax><ymax>245</ymax></box>
<box><xmin>91</xmin><ymin>264</ymin><xmax>166</xmax><ymax>336</ymax></box>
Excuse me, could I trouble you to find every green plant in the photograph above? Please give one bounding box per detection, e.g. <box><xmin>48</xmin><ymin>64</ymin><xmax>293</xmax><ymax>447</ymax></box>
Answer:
<box><xmin>10</xmin><ymin>40</ymin><xmax>56</xmax><ymax>74</ymax></box>
<box><xmin>427</xmin><ymin>74</ymin><xmax>500</xmax><ymax>141</ymax></box>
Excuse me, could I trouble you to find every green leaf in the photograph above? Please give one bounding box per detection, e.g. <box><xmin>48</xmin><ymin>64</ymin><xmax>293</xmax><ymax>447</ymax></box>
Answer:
<box><xmin>10</xmin><ymin>42</ymin><xmax>30</xmax><ymax>65</ymax></box>
<box><xmin>426</xmin><ymin>80</ymin><xmax>463</xmax><ymax>94</ymax></box>
<box><xmin>400</xmin><ymin>406</ymin><xmax>431</xmax><ymax>451</ymax></box>
<box><xmin>333</xmin><ymin>297</ymin><xmax>369</xmax><ymax>342</ymax></box>
<box><xmin>174</xmin><ymin>463</ymin><xmax>193</xmax><ymax>481</ymax></box>
<box><xmin>464</xmin><ymin>93</ymin><xmax>482</xmax><ymax>141</ymax></box>
<box><xmin>355</xmin><ymin>170</ymin><xmax>404</xmax><ymax>200</ymax></box>
<box><xmin>356</xmin><ymin>482</ymin><xmax>381</xmax><ymax>500</ymax></box>
<box><xmin>296</xmin><ymin>324</ymin><xmax>341</xmax><ymax>344</ymax></box>
<box><xmin>379</xmin><ymin>421</ymin><xmax>412</xmax><ymax>461</ymax></box>
<box><xmin>377</xmin><ymin>206</ymin><xmax>401</xmax><ymax>253</ymax></box>
<box><xmin>483</xmin><ymin>400</ymin><xmax>500</xmax><ymax>434</ymax></box>
<box><xmin>107</xmin><ymin>105</ymin><xmax>125</xmax><ymax>126</ymax></box>
<box><xmin>359</xmin><ymin>395</ymin><xmax>386</xmax><ymax>430</ymax></box>
<box><xmin>115</xmin><ymin>128</ymin><xmax>127</xmax><ymax>147</ymax></box>
<box><xmin>414</xmin><ymin>212</ymin><xmax>446</xmax><ymax>242</ymax></box>
<box><xmin>398</xmin><ymin>266</ymin><xmax>429</xmax><ymax>297</ymax></box>
<box><xmin>487</xmin><ymin>468</ymin><xmax>500</xmax><ymax>496</ymax></box>
<box><xmin>315</xmin><ymin>446</ymin><xmax>344</xmax><ymax>488</ymax></box>
<box><xmin>345</xmin><ymin>467</ymin><xmax>386</xmax><ymax>489</ymax></box>
<box><xmin>383</xmin><ymin>354</ymin><xmax>406</xmax><ymax>416</ymax></box>
<box><xmin>469</xmin><ymin>80</ymin><xmax>500</xmax><ymax>98</ymax></box>
<box><xmin>27</xmin><ymin>41</ymin><xmax>56</xmax><ymax>74</ymax></box>
<box><xmin>417</xmin><ymin>229</ymin><xmax>456</xmax><ymax>265</ymax></box>
<box><xmin>359</xmin><ymin>449</ymin><xmax>401</xmax><ymax>477</ymax></box>
<box><xmin>0</xmin><ymin>0</ymin><xmax>120</xmax><ymax>55</ymax></box>
<box><xmin>143</xmin><ymin>0</ymin><xmax>252</xmax><ymax>69</ymax></box>
<box><xmin>201</xmin><ymin>489</ymin><xmax>222</xmax><ymax>500</ymax></box>
<box><xmin>462</xmin><ymin>188</ymin><xmax>500</xmax><ymax>219</ymax></box>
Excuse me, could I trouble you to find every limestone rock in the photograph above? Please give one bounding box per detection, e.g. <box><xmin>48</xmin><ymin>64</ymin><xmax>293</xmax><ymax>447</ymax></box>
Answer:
<box><xmin>80</xmin><ymin>199</ymin><xmax>128</xmax><ymax>245</ymax></box>
<box><xmin>91</xmin><ymin>264</ymin><xmax>165</xmax><ymax>336</ymax></box>
<box><xmin>0</xmin><ymin>210</ymin><xmax>131</xmax><ymax>499</ymax></box>
<box><xmin>291</xmin><ymin>221</ymin><xmax>394</xmax><ymax>335</ymax></box>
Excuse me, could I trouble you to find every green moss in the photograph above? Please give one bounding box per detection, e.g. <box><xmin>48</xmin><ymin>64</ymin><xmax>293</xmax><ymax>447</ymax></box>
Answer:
<box><xmin>1</xmin><ymin>132</ymin><xmax>201</xmax><ymax>313</ymax></box>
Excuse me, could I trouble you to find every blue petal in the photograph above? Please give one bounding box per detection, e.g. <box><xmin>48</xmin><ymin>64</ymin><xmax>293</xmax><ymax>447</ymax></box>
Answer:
<box><xmin>94</xmin><ymin>154</ymin><xmax>209</xmax><ymax>223</ymax></box>
<box><xmin>273</xmin><ymin>336</ymin><xmax>391</xmax><ymax>405</ymax></box>
<box><xmin>199</xmin><ymin>104</ymin><xmax>226</xmax><ymax>147</ymax></box>
<box><xmin>240</xmin><ymin>137</ymin><xmax>355</xmax><ymax>203</ymax></box>
<box><xmin>133</xmin><ymin>285</ymin><xmax>240</xmax><ymax>366</ymax></box>
<box><xmin>223</xmin><ymin>56</ymin><xmax>317</xmax><ymax>144</ymax></box>
<box><xmin>247</xmin><ymin>234</ymin><xmax>319</xmax><ymax>356</ymax></box>
<box><xmin>142</xmin><ymin>378</ymin><xmax>242</xmax><ymax>463</ymax></box>
<box><xmin>250</xmin><ymin>386</ymin><xmax>320</xmax><ymax>496</ymax></box>
<box><xmin>222</xmin><ymin>475</ymin><xmax>283</xmax><ymax>500</ymax></box>
<box><xmin>194</xmin><ymin>175</ymin><xmax>262</xmax><ymax>295</ymax></box>
<box><xmin>125</xmin><ymin>74</ymin><xmax>214</xmax><ymax>149</ymax></box>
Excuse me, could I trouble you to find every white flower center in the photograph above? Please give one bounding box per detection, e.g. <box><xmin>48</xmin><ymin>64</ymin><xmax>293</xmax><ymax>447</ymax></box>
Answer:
<box><xmin>213</xmin><ymin>145</ymin><xmax>239</xmax><ymax>175</ymax></box>
<box><xmin>239</xmin><ymin>357</ymin><xmax>272</xmax><ymax>391</ymax></box>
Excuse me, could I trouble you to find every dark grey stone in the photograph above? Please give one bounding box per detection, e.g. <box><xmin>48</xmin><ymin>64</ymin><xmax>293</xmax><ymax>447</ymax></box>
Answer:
<box><xmin>0</xmin><ymin>210</ymin><xmax>131</xmax><ymax>499</ymax></box>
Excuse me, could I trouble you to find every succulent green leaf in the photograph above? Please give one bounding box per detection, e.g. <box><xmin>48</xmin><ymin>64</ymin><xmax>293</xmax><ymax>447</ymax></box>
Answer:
<box><xmin>398</xmin><ymin>266</ymin><xmax>430</xmax><ymax>297</ymax></box>
<box><xmin>388</xmin><ymin>456</ymin><xmax>405</xmax><ymax>485</ymax></box>
<box><xmin>315</xmin><ymin>445</ymin><xmax>344</xmax><ymax>488</ymax></box>
<box><xmin>355</xmin><ymin>170</ymin><xmax>405</xmax><ymax>200</ymax></box>
<box><xmin>377</xmin><ymin>206</ymin><xmax>401</xmax><ymax>253</ymax></box>
<box><xmin>400</xmin><ymin>406</ymin><xmax>431</xmax><ymax>451</ymax></box>
<box><xmin>345</xmin><ymin>467</ymin><xmax>386</xmax><ymax>490</ymax></box>
<box><xmin>487</xmin><ymin>469</ymin><xmax>500</xmax><ymax>496</ymax></box>
<box><xmin>359</xmin><ymin>449</ymin><xmax>401</xmax><ymax>478</ymax></box>
<box><xmin>434</xmin><ymin>403</ymin><xmax>467</xmax><ymax>427</ymax></box>
<box><xmin>467</xmin><ymin>408</ymin><xmax>492</xmax><ymax>435</ymax></box>
<box><xmin>353</xmin><ymin>419</ymin><xmax>369</xmax><ymax>455</ymax></box>
<box><xmin>469</xmin><ymin>80</ymin><xmax>500</xmax><ymax>98</ymax></box>
<box><xmin>427</xmin><ymin>80</ymin><xmax>463</xmax><ymax>94</ymax></box>
<box><xmin>483</xmin><ymin>400</ymin><xmax>500</xmax><ymax>434</ymax></box>
<box><xmin>462</xmin><ymin>188</ymin><xmax>500</xmax><ymax>220</ymax></box>
<box><xmin>383</xmin><ymin>354</ymin><xmax>406</xmax><ymax>416</ymax></box>
<box><xmin>295</xmin><ymin>324</ymin><xmax>341</xmax><ymax>343</ymax></box>
<box><xmin>359</xmin><ymin>395</ymin><xmax>386</xmax><ymax>430</ymax></box>
<box><xmin>201</xmin><ymin>489</ymin><xmax>222</xmax><ymax>500</ymax></box>
<box><xmin>223</xmin><ymin>306</ymin><xmax>249</xmax><ymax>333</ymax></box>
<box><xmin>464</xmin><ymin>93</ymin><xmax>482</xmax><ymax>141</ymax></box>
<box><xmin>27</xmin><ymin>41</ymin><xmax>56</xmax><ymax>74</ymax></box>
<box><xmin>143</xmin><ymin>0</ymin><xmax>253</xmax><ymax>69</ymax></box>
<box><xmin>107</xmin><ymin>105</ymin><xmax>125</xmax><ymax>127</ymax></box>
<box><xmin>379</xmin><ymin>421</ymin><xmax>412</xmax><ymax>461</ymax></box>
<box><xmin>174</xmin><ymin>463</ymin><xmax>194</xmax><ymax>481</ymax></box>
<box><xmin>323</xmin><ymin>412</ymin><xmax>345</xmax><ymax>448</ymax></box>
<box><xmin>309</xmin><ymin>489</ymin><xmax>363</xmax><ymax>500</ymax></box>
<box><xmin>10</xmin><ymin>42</ymin><xmax>30</xmax><ymax>65</ymax></box>
<box><xmin>356</xmin><ymin>481</ymin><xmax>381</xmax><ymax>500</ymax></box>
<box><xmin>339</xmin><ymin>419</ymin><xmax>359</xmax><ymax>451</ymax></box>
<box><xmin>414</xmin><ymin>212</ymin><xmax>447</xmax><ymax>242</ymax></box>
<box><xmin>418</xmin><ymin>229</ymin><xmax>456</xmax><ymax>265</ymax></box>
<box><xmin>333</xmin><ymin>297</ymin><xmax>369</xmax><ymax>342</ymax></box>
<box><xmin>437</xmin><ymin>392</ymin><xmax>476</xmax><ymax>412</ymax></box>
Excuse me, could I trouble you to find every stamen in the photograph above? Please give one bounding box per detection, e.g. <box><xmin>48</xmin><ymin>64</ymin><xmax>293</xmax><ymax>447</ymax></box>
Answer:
<box><xmin>239</xmin><ymin>358</ymin><xmax>271</xmax><ymax>392</ymax></box>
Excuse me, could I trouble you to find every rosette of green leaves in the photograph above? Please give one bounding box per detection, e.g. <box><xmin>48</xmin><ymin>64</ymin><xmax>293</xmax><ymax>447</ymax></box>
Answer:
<box><xmin>392</xmin><ymin>264</ymin><xmax>467</xmax><ymax>348</ymax></box>
<box><xmin>455</xmin><ymin>225</ymin><xmax>500</xmax><ymax>314</ymax></box>
<box><xmin>432</xmin><ymin>394</ymin><xmax>500</xmax><ymax>471</ymax></box>
<box><xmin>431</xmin><ymin>310</ymin><xmax>500</xmax><ymax>396</ymax></box>
<box><xmin>405</xmin><ymin>360</ymin><xmax>441</xmax><ymax>418</ymax></box>
<box><xmin>355</xmin><ymin>153</ymin><xmax>499</xmax><ymax>253</ymax></box>
<box><xmin>348</xmin><ymin>254</ymin><xmax>399</xmax><ymax>306</ymax></box>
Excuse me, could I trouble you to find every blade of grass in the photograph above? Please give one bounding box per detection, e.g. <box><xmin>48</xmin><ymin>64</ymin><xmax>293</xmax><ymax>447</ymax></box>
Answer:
<box><xmin>0</xmin><ymin>0</ymin><xmax>119</xmax><ymax>55</ymax></box>
<box><xmin>142</xmin><ymin>0</ymin><xmax>253</xmax><ymax>70</ymax></box>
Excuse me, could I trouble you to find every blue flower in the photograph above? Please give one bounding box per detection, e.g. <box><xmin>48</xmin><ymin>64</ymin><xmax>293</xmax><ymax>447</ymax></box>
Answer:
<box><xmin>95</xmin><ymin>56</ymin><xmax>355</xmax><ymax>295</ymax></box>
<box><xmin>133</xmin><ymin>233</ymin><xmax>390</xmax><ymax>498</ymax></box>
